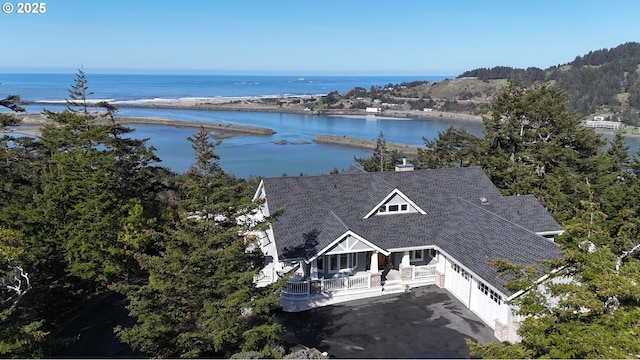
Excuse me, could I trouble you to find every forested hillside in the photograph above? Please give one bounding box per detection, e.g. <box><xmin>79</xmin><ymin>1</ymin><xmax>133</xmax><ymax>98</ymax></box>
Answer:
<box><xmin>457</xmin><ymin>42</ymin><xmax>640</xmax><ymax>124</ymax></box>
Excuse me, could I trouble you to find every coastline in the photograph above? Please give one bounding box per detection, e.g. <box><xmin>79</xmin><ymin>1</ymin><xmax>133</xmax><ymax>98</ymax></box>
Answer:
<box><xmin>31</xmin><ymin>97</ymin><xmax>484</xmax><ymax>123</ymax></box>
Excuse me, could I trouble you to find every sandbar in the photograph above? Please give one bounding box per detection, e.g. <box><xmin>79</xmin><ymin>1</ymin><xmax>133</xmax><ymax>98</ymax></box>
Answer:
<box><xmin>3</xmin><ymin>112</ymin><xmax>275</xmax><ymax>138</ymax></box>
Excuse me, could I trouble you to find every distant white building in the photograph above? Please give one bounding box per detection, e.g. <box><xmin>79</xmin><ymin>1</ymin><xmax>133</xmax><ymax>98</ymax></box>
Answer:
<box><xmin>582</xmin><ymin>116</ymin><xmax>625</xmax><ymax>130</ymax></box>
<box><xmin>366</xmin><ymin>107</ymin><xmax>382</xmax><ymax>113</ymax></box>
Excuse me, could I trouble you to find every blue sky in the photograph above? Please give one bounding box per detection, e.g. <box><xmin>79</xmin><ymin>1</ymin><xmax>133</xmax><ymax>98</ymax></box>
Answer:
<box><xmin>1</xmin><ymin>0</ymin><xmax>639</xmax><ymax>76</ymax></box>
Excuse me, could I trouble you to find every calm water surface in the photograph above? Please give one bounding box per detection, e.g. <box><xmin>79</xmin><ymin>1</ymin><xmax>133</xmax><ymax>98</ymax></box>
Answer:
<box><xmin>22</xmin><ymin>104</ymin><xmax>484</xmax><ymax>178</ymax></box>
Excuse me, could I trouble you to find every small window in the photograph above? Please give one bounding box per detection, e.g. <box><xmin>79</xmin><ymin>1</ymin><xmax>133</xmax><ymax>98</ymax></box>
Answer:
<box><xmin>378</xmin><ymin>206</ymin><xmax>386</xmax><ymax>213</ymax></box>
<box><xmin>452</xmin><ymin>263</ymin><xmax>470</xmax><ymax>281</ymax></box>
<box><xmin>401</xmin><ymin>204</ymin><xmax>408</xmax><ymax>211</ymax></box>
<box><xmin>317</xmin><ymin>257</ymin><xmax>323</xmax><ymax>271</ymax></box>
<box><xmin>410</xmin><ymin>250</ymin><xmax>423</xmax><ymax>261</ymax></box>
<box><xmin>478</xmin><ymin>282</ymin><xmax>502</xmax><ymax>304</ymax></box>
<box><xmin>388</xmin><ymin>204</ymin><xmax>399</xmax><ymax>212</ymax></box>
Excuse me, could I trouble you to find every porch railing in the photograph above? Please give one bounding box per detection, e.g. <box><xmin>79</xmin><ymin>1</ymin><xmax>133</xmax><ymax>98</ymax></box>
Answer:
<box><xmin>348</xmin><ymin>274</ymin><xmax>370</xmax><ymax>289</ymax></box>
<box><xmin>321</xmin><ymin>273</ymin><xmax>371</xmax><ymax>292</ymax></box>
<box><xmin>413</xmin><ymin>265</ymin><xmax>437</xmax><ymax>279</ymax></box>
<box><xmin>283</xmin><ymin>280</ymin><xmax>309</xmax><ymax>295</ymax></box>
<box><xmin>283</xmin><ymin>273</ymin><xmax>372</xmax><ymax>295</ymax></box>
<box><xmin>253</xmin><ymin>268</ymin><xmax>273</xmax><ymax>283</ymax></box>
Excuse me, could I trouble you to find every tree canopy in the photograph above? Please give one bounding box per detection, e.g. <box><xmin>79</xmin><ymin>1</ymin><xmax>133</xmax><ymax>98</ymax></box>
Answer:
<box><xmin>413</xmin><ymin>81</ymin><xmax>640</xmax><ymax>358</ymax></box>
<box><xmin>0</xmin><ymin>71</ymin><xmax>284</xmax><ymax>358</ymax></box>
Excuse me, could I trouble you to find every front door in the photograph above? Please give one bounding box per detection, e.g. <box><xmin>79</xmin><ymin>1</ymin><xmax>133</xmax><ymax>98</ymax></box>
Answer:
<box><xmin>378</xmin><ymin>253</ymin><xmax>389</xmax><ymax>270</ymax></box>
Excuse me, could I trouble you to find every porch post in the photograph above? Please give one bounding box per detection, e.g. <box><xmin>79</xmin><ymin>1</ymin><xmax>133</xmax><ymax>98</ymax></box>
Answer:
<box><xmin>310</xmin><ymin>259</ymin><xmax>319</xmax><ymax>280</ymax></box>
<box><xmin>401</xmin><ymin>251</ymin><xmax>410</xmax><ymax>267</ymax></box>
<box><xmin>370</xmin><ymin>251</ymin><xmax>379</xmax><ymax>273</ymax></box>
<box><xmin>400</xmin><ymin>251</ymin><xmax>412</xmax><ymax>281</ymax></box>
<box><xmin>369</xmin><ymin>252</ymin><xmax>382</xmax><ymax>288</ymax></box>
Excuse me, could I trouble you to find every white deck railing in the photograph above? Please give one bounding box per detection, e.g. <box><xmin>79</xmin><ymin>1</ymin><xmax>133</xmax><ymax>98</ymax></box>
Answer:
<box><xmin>321</xmin><ymin>277</ymin><xmax>346</xmax><ymax>292</ymax></box>
<box><xmin>283</xmin><ymin>273</ymin><xmax>372</xmax><ymax>295</ymax></box>
<box><xmin>348</xmin><ymin>273</ymin><xmax>371</xmax><ymax>289</ymax></box>
<box><xmin>413</xmin><ymin>265</ymin><xmax>437</xmax><ymax>279</ymax></box>
<box><xmin>283</xmin><ymin>280</ymin><xmax>309</xmax><ymax>295</ymax></box>
<box><xmin>253</xmin><ymin>269</ymin><xmax>273</xmax><ymax>283</ymax></box>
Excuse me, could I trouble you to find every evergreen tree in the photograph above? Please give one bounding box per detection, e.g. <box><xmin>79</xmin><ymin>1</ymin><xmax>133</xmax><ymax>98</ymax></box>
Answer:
<box><xmin>606</xmin><ymin>132</ymin><xmax>630</xmax><ymax>173</ymax></box>
<box><xmin>354</xmin><ymin>131</ymin><xmax>400</xmax><ymax>172</ymax></box>
<box><xmin>116</xmin><ymin>129</ymin><xmax>283</xmax><ymax>358</ymax></box>
<box><xmin>65</xmin><ymin>66</ymin><xmax>93</xmax><ymax>114</ymax></box>
<box><xmin>415</xmin><ymin>126</ymin><xmax>481</xmax><ymax>169</ymax></box>
<box><xmin>0</xmin><ymin>228</ymin><xmax>48</xmax><ymax>358</ymax></box>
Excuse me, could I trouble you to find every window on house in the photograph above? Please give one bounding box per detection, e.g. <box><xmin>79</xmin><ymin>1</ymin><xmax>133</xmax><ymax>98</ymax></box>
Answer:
<box><xmin>478</xmin><ymin>282</ymin><xmax>502</xmax><ymax>304</ymax></box>
<box><xmin>451</xmin><ymin>263</ymin><xmax>470</xmax><ymax>281</ymax></box>
<box><xmin>317</xmin><ymin>257</ymin><xmax>323</xmax><ymax>271</ymax></box>
<box><xmin>329</xmin><ymin>256</ymin><xmax>338</xmax><ymax>271</ymax></box>
<box><xmin>339</xmin><ymin>254</ymin><xmax>348</xmax><ymax>269</ymax></box>
<box><xmin>377</xmin><ymin>203</ymin><xmax>411</xmax><ymax>214</ymax></box>
<box><xmin>410</xmin><ymin>249</ymin><xmax>423</xmax><ymax>261</ymax></box>
<box><xmin>327</xmin><ymin>253</ymin><xmax>357</xmax><ymax>272</ymax></box>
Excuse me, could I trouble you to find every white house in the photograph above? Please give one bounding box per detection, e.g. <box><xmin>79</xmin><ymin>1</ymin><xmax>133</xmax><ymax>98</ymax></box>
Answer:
<box><xmin>250</xmin><ymin>166</ymin><xmax>563</xmax><ymax>342</ymax></box>
<box><xmin>365</xmin><ymin>107</ymin><xmax>382</xmax><ymax>113</ymax></box>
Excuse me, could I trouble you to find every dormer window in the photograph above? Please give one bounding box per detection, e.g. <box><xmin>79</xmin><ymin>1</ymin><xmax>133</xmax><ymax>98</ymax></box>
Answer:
<box><xmin>378</xmin><ymin>203</ymin><xmax>410</xmax><ymax>214</ymax></box>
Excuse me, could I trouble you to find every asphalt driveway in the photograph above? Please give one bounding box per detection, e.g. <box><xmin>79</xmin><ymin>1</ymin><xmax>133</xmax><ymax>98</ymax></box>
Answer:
<box><xmin>278</xmin><ymin>285</ymin><xmax>498</xmax><ymax>358</ymax></box>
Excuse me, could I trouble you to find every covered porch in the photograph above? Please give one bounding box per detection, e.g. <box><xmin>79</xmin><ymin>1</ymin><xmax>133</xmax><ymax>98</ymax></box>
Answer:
<box><xmin>280</xmin><ymin>247</ymin><xmax>439</xmax><ymax>311</ymax></box>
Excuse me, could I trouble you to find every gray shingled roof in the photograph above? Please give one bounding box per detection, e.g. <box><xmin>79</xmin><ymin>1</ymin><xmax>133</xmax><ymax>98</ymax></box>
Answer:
<box><xmin>261</xmin><ymin>167</ymin><xmax>561</xmax><ymax>295</ymax></box>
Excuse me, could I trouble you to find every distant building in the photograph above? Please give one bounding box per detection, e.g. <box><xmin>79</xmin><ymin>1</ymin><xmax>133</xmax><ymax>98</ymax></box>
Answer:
<box><xmin>365</xmin><ymin>107</ymin><xmax>382</xmax><ymax>113</ymax></box>
<box><xmin>581</xmin><ymin>118</ymin><xmax>625</xmax><ymax>130</ymax></box>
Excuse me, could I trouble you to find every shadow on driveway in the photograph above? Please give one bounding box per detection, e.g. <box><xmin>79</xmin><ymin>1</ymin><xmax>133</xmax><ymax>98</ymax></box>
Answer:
<box><xmin>278</xmin><ymin>285</ymin><xmax>498</xmax><ymax>359</ymax></box>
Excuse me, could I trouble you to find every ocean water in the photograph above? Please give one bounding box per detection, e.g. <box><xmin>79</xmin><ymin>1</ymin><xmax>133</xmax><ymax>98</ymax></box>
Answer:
<box><xmin>0</xmin><ymin>73</ymin><xmax>450</xmax><ymax>103</ymax></box>
<box><xmin>2</xmin><ymin>73</ymin><xmax>485</xmax><ymax>178</ymax></box>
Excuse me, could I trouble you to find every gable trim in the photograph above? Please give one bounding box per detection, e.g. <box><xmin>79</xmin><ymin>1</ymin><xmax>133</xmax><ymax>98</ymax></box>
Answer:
<box><xmin>363</xmin><ymin>188</ymin><xmax>427</xmax><ymax>219</ymax></box>
<box><xmin>252</xmin><ymin>179</ymin><xmax>265</xmax><ymax>202</ymax></box>
<box><xmin>307</xmin><ymin>230</ymin><xmax>390</xmax><ymax>263</ymax></box>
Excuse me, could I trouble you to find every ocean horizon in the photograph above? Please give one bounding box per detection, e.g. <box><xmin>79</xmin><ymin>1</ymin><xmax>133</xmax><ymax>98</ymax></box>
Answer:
<box><xmin>0</xmin><ymin>73</ymin><xmax>452</xmax><ymax>103</ymax></box>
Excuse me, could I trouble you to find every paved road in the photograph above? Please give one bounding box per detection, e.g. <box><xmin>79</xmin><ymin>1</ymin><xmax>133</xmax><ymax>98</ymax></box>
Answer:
<box><xmin>278</xmin><ymin>285</ymin><xmax>498</xmax><ymax>359</ymax></box>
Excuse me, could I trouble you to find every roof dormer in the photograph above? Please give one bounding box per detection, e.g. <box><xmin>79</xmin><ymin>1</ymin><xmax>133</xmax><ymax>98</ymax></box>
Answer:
<box><xmin>363</xmin><ymin>188</ymin><xmax>426</xmax><ymax>219</ymax></box>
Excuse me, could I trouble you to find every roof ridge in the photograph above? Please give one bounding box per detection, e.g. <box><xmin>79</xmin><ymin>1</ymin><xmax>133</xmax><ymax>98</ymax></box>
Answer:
<box><xmin>455</xmin><ymin>197</ymin><xmax>545</xmax><ymax>237</ymax></box>
<box><xmin>327</xmin><ymin>210</ymin><xmax>350</xmax><ymax>231</ymax></box>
